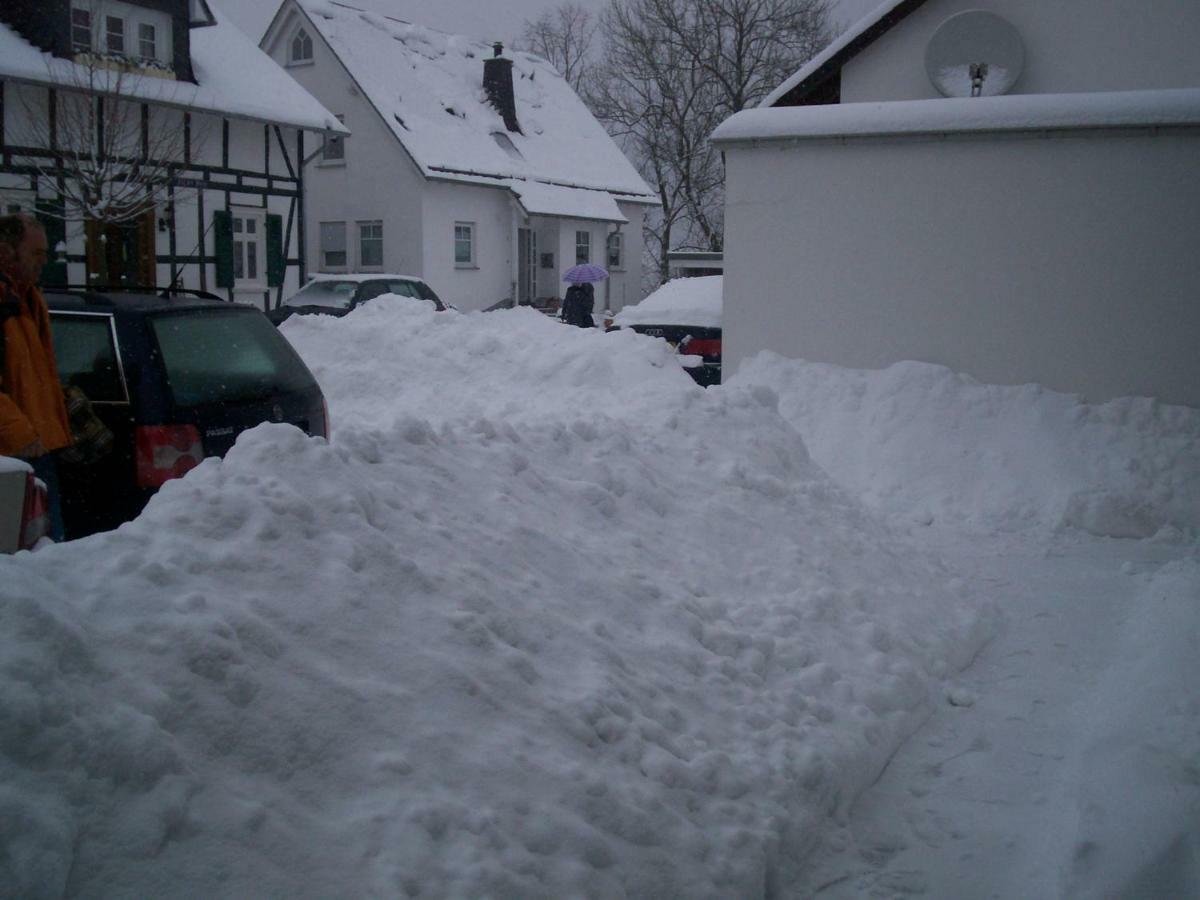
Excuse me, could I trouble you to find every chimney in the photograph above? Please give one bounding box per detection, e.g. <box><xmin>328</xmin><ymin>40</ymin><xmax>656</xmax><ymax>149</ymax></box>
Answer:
<box><xmin>483</xmin><ymin>42</ymin><xmax>522</xmax><ymax>134</ymax></box>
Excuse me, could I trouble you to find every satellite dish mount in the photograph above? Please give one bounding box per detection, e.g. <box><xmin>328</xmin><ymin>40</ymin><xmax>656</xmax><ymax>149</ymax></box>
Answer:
<box><xmin>925</xmin><ymin>10</ymin><xmax>1025</xmax><ymax>98</ymax></box>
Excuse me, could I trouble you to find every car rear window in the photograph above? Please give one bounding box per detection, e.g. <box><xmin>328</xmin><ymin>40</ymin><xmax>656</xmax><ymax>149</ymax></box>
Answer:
<box><xmin>150</xmin><ymin>309</ymin><xmax>317</xmax><ymax>407</ymax></box>
<box><xmin>50</xmin><ymin>313</ymin><xmax>127</xmax><ymax>402</ymax></box>
<box><xmin>283</xmin><ymin>280</ymin><xmax>356</xmax><ymax>309</ymax></box>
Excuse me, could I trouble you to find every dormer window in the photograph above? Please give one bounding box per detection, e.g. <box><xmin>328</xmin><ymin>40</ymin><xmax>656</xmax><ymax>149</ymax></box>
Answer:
<box><xmin>139</xmin><ymin>23</ymin><xmax>157</xmax><ymax>61</ymax></box>
<box><xmin>69</xmin><ymin>2</ymin><xmax>174</xmax><ymax>68</ymax></box>
<box><xmin>291</xmin><ymin>28</ymin><xmax>313</xmax><ymax>63</ymax></box>
<box><xmin>71</xmin><ymin>7</ymin><xmax>92</xmax><ymax>53</ymax></box>
<box><xmin>105</xmin><ymin>15</ymin><xmax>125</xmax><ymax>55</ymax></box>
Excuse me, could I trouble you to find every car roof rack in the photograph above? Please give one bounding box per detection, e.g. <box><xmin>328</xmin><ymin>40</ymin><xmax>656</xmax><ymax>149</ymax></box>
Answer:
<box><xmin>55</xmin><ymin>284</ymin><xmax>224</xmax><ymax>301</ymax></box>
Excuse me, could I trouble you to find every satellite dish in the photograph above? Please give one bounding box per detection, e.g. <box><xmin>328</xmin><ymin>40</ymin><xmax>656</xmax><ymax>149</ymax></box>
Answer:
<box><xmin>925</xmin><ymin>10</ymin><xmax>1025</xmax><ymax>98</ymax></box>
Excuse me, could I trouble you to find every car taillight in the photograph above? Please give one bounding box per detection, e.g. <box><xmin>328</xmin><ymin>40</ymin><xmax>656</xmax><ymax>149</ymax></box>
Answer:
<box><xmin>19</xmin><ymin>473</ymin><xmax>49</xmax><ymax>550</ymax></box>
<box><xmin>135</xmin><ymin>425</ymin><xmax>204</xmax><ymax>488</ymax></box>
<box><xmin>679</xmin><ymin>337</ymin><xmax>721</xmax><ymax>357</ymax></box>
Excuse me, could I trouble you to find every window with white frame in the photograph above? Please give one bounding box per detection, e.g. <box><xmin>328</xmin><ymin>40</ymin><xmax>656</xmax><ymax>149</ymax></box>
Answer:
<box><xmin>138</xmin><ymin>22</ymin><xmax>156</xmax><ymax>61</ymax></box>
<box><xmin>290</xmin><ymin>28</ymin><xmax>314</xmax><ymax>63</ymax></box>
<box><xmin>71</xmin><ymin>6</ymin><xmax>92</xmax><ymax>53</ymax></box>
<box><xmin>105</xmin><ymin>14</ymin><xmax>125</xmax><ymax>54</ymax></box>
<box><xmin>322</xmin><ymin>116</ymin><xmax>345</xmax><ymax>163</ymax></box>
<box><xmin>358</xmin><ymin>221</ymin><xmax>383</xmax><ymax>269</ymax></box>
<box><xmin>606</xmin><ymin>232</ymin><xmax>623</xmax><ymax>270</ymax></box>
<box><xmin>232</xmin><ymin>209</ymin><xmax>266</xmax><ymax>287</ymax></box>
<box><xmin>320</xmin><ymin>221</ymin><xmax>347</xmax><ymax>270</ymax></box>
<box><xmin>454</xmin><ymin>222</ymin><xmax>475</xmax><ymax>267</ymax></box>
<box><xmin>72</xmin><ymin>2</ymin><xmax>172</xmax><ymax>64</ymax></box>
<box><xmin>575</xmin><ymin>230</ymin><xmax>590</xmax><ymax>265</ymax></box>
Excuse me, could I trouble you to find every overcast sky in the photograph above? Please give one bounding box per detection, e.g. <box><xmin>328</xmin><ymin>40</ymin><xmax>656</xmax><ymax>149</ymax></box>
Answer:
<box><xmin>222</xmin><ymin>0</ymin><xmax>881</xmax><ymax>48</ymax></box>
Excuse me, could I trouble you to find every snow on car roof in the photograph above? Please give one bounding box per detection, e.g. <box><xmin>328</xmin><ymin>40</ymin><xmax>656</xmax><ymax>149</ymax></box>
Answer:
<box><xmin>306</xmin><ymin>273</ymin><xmax>427</xmax><ymax>283</ymax></box>
<box><xmin>613</xmin><ymin>275</ymin><xmax>723</xmax><ymax>329</ymax></box>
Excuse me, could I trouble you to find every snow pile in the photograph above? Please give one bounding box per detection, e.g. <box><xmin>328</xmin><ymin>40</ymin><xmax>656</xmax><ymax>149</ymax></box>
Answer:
<box><xmin>0</xmin><ymin>304</ymin><xmax>991</xmax><ymax>897</ymax></box>
<box><xmin>1065</xmin><ymin>557</ymin><xmax>1200</xmax><ymax>897</ymax></box>
<box><xmin>735</xmin><ymin>354</ymin><xmax>1200</xmax><ymax>538</ymax></box>
<box><xmin>612</xmin><ymin>275</ymin><xmax>724</xmax><ymax>329</ymax></box>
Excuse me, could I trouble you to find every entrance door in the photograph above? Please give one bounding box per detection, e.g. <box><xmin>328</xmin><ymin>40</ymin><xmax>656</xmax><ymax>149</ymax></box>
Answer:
<box><xmin>86</xmin><ymin>212</ymin><xmax>155</xmax><ymax>287</ymax></box>
<box><xmin>517</xmin><ymin>227</ymin><xmax>537</xmax><ymax>305</ymax></box>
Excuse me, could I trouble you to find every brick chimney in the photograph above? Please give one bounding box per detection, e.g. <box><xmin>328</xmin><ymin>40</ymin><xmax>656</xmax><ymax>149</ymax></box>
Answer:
<box><xmin>483</xmin><ymin>42</ymin><xmax>522</xmax><ymax>134</ymax></box>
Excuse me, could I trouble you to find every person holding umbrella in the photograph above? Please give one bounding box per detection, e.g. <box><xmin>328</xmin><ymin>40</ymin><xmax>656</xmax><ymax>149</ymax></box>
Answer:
<box><xmin>560</xmin><ymin>263</ymin><xmax>607</xmax><ymax>328</ymax></box>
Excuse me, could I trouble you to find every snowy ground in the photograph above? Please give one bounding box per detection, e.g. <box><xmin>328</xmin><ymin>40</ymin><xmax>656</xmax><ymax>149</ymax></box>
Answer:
<box><xmin>1</xmin><ymin>301</ymin><xmax>1196</xmax><ymax>897</ymax></box>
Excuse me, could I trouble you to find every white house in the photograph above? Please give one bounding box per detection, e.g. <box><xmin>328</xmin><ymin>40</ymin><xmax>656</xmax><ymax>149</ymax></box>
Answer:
<box><xmin>0</xmin><ymin>0</ymin><xmax>346</xmax><ymax>308</ymax></box>
<box><xmin>259</xmin><ymin>0</ymin><xmax>658</xmax><ymax>313</ymax></box>
<box><xmin>712</xmin><ymin>0</ymin><xmax>1200</xmax><ymax>408</ymax></box>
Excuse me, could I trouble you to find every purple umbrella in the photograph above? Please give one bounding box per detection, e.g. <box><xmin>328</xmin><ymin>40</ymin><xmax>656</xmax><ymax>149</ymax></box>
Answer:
<box><xmin>563</xmin><ymin>263</ymin><xmax>609</xmax><ymax>284</ymax></box>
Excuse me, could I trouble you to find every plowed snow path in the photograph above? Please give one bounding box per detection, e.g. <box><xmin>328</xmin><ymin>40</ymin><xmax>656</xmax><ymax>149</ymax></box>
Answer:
<box><xmin>789</xmin><ymin>529</ymin><xmax>1200</xmax><ymax>899</ymax></box>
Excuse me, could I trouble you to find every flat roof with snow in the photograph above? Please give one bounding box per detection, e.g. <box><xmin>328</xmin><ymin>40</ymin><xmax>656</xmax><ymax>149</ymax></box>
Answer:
<box><xmin>713</xmin><ymin>87</ymin><xmax>1200</xmax><ymax>145</ymax></box>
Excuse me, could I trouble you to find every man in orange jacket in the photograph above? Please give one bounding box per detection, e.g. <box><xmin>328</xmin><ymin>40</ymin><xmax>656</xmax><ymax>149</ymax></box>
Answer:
<box><xmin>0</xmin><ymin>214</ymin><xmax>71</xmax><ymax>540</ymax></box>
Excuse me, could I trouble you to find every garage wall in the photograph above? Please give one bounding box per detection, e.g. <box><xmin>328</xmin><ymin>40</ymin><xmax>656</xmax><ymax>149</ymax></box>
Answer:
<box><xmin>721</xmin><ymin>126</ymin><xmax>1200</xmax><ymax>407</ymax></box>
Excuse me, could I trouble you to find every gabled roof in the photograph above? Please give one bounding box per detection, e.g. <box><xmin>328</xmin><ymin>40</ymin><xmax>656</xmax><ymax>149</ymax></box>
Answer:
<box><xmin>270</xmin><ymin>0</ymin><xmax>655</xmax><ymax>208</ymax></box>
<box><xmin>0</xmin><ymin>0</ymin><xmax>346</xmax><ymax>135</ymax></box>
<box><xmin>762</xmin><ymin>0</ymin><xmax>928</xmax><ymax>107</ymax></box>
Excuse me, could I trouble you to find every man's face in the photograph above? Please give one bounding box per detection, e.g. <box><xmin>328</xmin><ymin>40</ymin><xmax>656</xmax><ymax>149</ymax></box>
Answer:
<box><xmin>11</xmin><ymin>225</ymin><xmax>49</xmax><ymax>285</ymax></box>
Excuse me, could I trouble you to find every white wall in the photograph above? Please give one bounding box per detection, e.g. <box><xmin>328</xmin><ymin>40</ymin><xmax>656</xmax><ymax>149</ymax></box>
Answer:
<box><xmin>843</xmin><ymin>0</ymin><xmax>1200</xmax><ymax>102</ymax></box>
<box><xmin>422</xmin><ymin>180</ymin><xmax>514</xmax><ymax>312</ymax></box>
<box><xmin>721</xmin><ymin>127</ymin><xmax>1200</xmax><ymax>407</ymax></box>
<box><xmin>263</xmin><ymin>6</ymin><xmax>427</xmax><ymax>283</ymax></box>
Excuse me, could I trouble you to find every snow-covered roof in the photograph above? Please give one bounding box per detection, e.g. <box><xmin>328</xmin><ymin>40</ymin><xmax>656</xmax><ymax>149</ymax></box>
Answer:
<box><xmin>0</xmin><ymin>0</ymin><xmax>346</xmax><ymax>135</ymax></box>
<box><xmin>714</xmin><ymin>87</ymin><xmax>1200</xmax><ymax>144</ymax></box>
<box><xmin>509</xmin><ymin>181</ymin><xmax>628</xmax><ymax>224</ymax></box>
<box><xmin>613</xmin><ymin>275</ymin><xmax>723</xmax><ymax>329</ymax></box>
<box><xmin>761</xmin><ymin>0</ymin><xmax>921</xmax><ymax>107</ymax></box>
<box><xmin>278</xmin><ymin>0</ymin><xmax>655</xmax><ymax>206</ymax></box>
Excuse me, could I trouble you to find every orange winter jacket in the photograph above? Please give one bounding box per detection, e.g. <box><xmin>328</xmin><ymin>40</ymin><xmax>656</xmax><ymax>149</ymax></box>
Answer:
<box><xmin>0</xmin><ymin>274</ymin><xmax>71</xmax><ymax>457</ymax></box>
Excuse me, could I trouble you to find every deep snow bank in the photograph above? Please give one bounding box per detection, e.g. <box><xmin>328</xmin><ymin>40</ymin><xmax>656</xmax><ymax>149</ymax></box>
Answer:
<box><xmin>0</xmin><ymin>305</ymin><xmax>991</xmax><ymax>897</ymax></box>
<box><xmin>734</xmin><ymin>354</ymin><xmax>1200</xmax><ymax>539</ymax></box>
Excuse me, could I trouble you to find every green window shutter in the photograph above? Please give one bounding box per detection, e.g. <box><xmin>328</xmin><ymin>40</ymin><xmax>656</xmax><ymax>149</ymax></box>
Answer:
<box><xmin>266</xmin><ymin>214</ymin><xmax>284</xmax><ymax>287</ymax></box>
<box><xmin>213</xmin><ymin>209</ymin><xmax>234</xmax><ymax>288</ymax></box>
<box><xmin>36</xmin><ymin>200</ymin><xmax>68</xmax><ymax>287</ymax></box>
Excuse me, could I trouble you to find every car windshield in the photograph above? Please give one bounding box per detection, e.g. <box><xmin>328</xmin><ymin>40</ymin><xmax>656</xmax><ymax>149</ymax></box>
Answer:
<box><xmin>151</xmin><ymin>309</ymin><xmax>317</xmax><ymax>406</ymax></box>
<box><xmin>283</xmin><ymin>280</ymin><xmax>358</xmax><ymax>310</ymax></box>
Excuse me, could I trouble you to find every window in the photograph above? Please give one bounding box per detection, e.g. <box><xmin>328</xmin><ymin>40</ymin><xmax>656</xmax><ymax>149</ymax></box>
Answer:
<box><xmin>105</xmin><ymin>15</ymin><xmax>125</xmax><ymax>55</ymax></box>
<box><xmin>322</xmin><ymin>116</ymin><xmax>345</xmax><ymax>162</ymax></box>
<box><xmin>606</xmin><ymin>232</ymin><xmax>623</xmax><ymax>270</ymax></box>
<box><xmin>320</xmin><ymin>221</ymin><xmax>347</xmax><ymax>270</ymax></box>
<box><xmin>358</xmin><ymin>221</ymin><xmax>383</xmax><ymax>268</ymax></box>
<box><xmin>454</xmin><ymin>222</ymin><xmax>475</xmax><ymax>267</ymax></box>
<box><xmin>291</xmin><ymin>28</ymin><xmax>313</xmax><ymax>63</ymax></box>
<box><xmin>71</xmin><ymin>7</ymin><xmax>92</xmax><ymax>53</ymax></box>
<box><xmin>138</xmin><ymin>23</ymin><xmax>157</xmax><ymax>61</ymax></box>
<box><xmin>50</xmin><ymin>314</ymin><xmax>127</xmax><ymax>403</ymax></box>
<box><xmin>575</xmin><ymin>230</ymin><xmax>591</xmax><ymax>265</ymax></box>
<box><xmin>231</xmin><ymin>210</ymin><xmax>265</xmax><ymax>286</ymax></box>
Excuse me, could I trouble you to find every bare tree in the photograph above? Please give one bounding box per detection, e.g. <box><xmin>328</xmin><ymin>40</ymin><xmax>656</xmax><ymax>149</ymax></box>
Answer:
<box><xmin>16</xmin><ymin>58</ymin><xmax>196</xmax><ymax>229</ymax></box>
<box><xmin>591</xmin><ymin>0</ymin><xmax>832</xmax><ymax>286</ymax></box>
<box><xmin>518</xmin><ymin>2</ymin><xmax>599</xmax><ymax>93</ymax></box>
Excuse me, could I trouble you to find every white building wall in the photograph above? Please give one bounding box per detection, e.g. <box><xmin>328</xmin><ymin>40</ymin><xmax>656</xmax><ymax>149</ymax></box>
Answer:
<box><xmin>721</xmin><ymin>127</ymin><xmax>1200</xmax><ymax>407</ymax></box>
<box><xmin>262</xmin><ymin>9</ymin><xmax>427</xmax><ymax>283</ymax></box>
<box><xmin>422</xmin><ymin>180</ymin><xmax>513</xmax><ymax>312</ymax></box>
<box><xmin>842</xmin><ymin>0</ymin><xmax>1200</xmax><ymax>102</ymax></box>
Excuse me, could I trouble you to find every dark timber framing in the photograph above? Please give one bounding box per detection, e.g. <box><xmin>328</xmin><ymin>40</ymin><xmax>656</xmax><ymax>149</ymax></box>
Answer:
<box><xmin>0</xmin><ymin>79</ymin><xmax>309</xmax><ymax>301</ymax></box>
